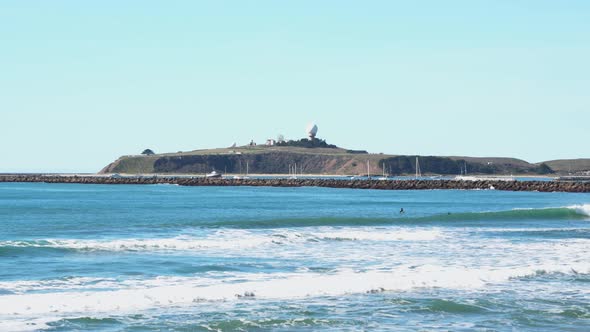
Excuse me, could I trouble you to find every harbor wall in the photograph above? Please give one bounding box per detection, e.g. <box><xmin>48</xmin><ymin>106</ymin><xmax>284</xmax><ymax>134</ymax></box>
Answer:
<box><xmin>1</xmin><ymin>175</ymin><xmax>589</xmax><ymax>192</ymax></box>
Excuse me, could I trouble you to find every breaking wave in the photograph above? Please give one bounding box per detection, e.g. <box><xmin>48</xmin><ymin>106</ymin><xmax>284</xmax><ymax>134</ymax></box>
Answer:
<box><xmin>190</xmin><ymin>205</ymin><xmax>590</xmax><ymax>229</ymax></box>
<box><xmin>568</xmin><ymin>204</ymin><xmax>590</xmax><ymax>217</ymax></box>
<box><xmin>0</xmin><ymin>229</ymin><xmax>443</xmax><ymax>253</ymax></box>
<box><xmin>0</xmin><ymin>263</ymin><xmax>588</xmax><ymax>317</ymax></box>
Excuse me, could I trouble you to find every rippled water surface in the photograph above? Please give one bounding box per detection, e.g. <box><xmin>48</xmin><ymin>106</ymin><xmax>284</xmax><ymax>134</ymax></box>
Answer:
<box><xmin>0</xmin><ymin>183</ymin><xmax>589</xmax><ymax>331</ymax></box>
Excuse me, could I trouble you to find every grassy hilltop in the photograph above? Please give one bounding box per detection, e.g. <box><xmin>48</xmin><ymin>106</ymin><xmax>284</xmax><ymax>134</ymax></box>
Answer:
<box><xmin>100</xmin><ymin>143</ymin><xmax>560</xmax><ymax>176</ymax></box>
<box><xmin>543</xmin><ymin>159</ymin><xmax>590</xmax><ymax>174</ymax></box>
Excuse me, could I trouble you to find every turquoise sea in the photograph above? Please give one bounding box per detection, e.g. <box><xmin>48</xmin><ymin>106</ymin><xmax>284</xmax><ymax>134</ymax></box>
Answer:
<box><xmin>0</xmin><ymin>183</ymin><xmax>589</xmax><ymax>331</ymax></box>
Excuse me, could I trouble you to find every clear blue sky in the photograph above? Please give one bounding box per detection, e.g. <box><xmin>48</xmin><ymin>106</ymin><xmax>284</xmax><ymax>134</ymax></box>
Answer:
<box><xmin>1</xmin><ymin>1</ymin><xmax>588</xmax><ymax>172</ymax></box>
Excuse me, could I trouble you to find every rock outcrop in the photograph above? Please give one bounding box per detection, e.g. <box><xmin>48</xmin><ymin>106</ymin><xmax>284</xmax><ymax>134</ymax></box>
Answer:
<box><xmin>1</xmin><ymin>175</ymin><xmax>589</xmax><ymax>193</ymax></box>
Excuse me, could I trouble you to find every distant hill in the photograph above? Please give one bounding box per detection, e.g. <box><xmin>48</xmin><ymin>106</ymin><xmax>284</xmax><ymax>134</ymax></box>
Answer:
<box><xmin>543</xmin><ymin>159</ymin><xmax>590</xmax><ymax>174</ymax></box>
<box><xmin>101</xmin><ymin>146</ymin><xmax>381</xmax><ymax>175</ymax></box>
<box><xmin>380</xmin><ymin>156</ymin><xmax>553</xmax><ymax>176</ymax></box>
<box><xmin>100</xmin><ymin>146</ymin><xmax>559</xmax><ymax>176</ymax></box>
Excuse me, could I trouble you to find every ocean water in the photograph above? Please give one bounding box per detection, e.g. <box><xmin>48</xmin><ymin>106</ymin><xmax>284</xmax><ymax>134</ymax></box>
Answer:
<box><xmin>0</xmin><ymin>183</ymin><xmax>589</xmax><ymax>331</ymax></box>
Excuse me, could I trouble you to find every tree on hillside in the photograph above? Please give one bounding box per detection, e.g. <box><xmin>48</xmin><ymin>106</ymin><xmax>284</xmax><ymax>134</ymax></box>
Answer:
<box><xmin>275</xmin><ymin>138</ymin><xmax>337</xmax><ymax>148</ymax></box>
<box><xmin>141</xmin><ymin>149</ymin><xmax>155</xmax><ymax>155</ymax></box>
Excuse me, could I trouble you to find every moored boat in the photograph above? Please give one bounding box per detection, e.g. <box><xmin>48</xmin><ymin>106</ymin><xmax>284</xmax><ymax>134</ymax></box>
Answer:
<box><xmin>206</xmin><ymin>171</ymin><xmax>222</xmax><ymax>178</ymax></box>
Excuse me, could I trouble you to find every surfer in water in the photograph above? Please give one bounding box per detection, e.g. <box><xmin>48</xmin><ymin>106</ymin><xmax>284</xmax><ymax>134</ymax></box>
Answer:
<box><xmin>399</xmin><ymin>208</ymin><xmax>405</xmax><ymax>214</ymax></box>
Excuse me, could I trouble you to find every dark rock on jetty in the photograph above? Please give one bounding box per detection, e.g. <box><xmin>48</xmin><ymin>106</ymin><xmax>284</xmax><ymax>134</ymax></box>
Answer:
<box><xmin>1</xmin><ymin>175</ymin><xmax>590</xmax><ymax>192</ymax></box>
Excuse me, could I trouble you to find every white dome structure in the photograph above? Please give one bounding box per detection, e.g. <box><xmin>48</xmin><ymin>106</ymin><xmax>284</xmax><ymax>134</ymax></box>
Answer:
<box><xmin>306</xmin><ymin>123</ymin><xmax>318</xmax><ymax>139</ymax></box>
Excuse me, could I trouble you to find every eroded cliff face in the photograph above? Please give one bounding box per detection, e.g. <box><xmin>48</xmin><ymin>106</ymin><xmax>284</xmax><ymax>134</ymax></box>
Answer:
<box><xmin>99</xmin><ymin>158</ymin><xmax>121</xmax><ymax>174</ymax></box>
<box><xmin>101</xmin><ymin>152</ymin><xmax>375</xmax><ymax>175</ymax></box>
<box><xmin>99</xmin><ymin>156</ymin><xmax>158</xmax><ymax>174</ymax></box>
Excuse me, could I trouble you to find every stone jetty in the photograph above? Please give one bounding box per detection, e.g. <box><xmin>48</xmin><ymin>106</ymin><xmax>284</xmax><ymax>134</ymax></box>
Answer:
<box><xmin>1</xmin><ymin>174</ymin><xmax>589</xmax><ymax>192</ymax></box>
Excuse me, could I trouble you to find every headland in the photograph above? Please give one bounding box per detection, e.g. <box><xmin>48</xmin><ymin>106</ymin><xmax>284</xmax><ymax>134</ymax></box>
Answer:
<box><xmin>98</xmin><ymin>123</ymin><xmax>589</xmax><ymax>177</ymax></box>
<box><xmin>100</xmin><ymin>145</ymin><xmax>563</xmax><ymax>177</ymax></box>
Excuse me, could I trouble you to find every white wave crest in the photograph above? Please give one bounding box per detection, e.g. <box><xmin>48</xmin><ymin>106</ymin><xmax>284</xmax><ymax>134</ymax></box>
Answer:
<box><xmin>0</xmin><ymin>228</ymin><xmax>442</xmax><ymax>252</ymax></box>
<box><xmin>1</xmin><ymin>263</ymin><xmax>588</xmax><ymax>318</ymax></box>
<box><xmin>568</xmin><ymin>204</ymin><xmax>590</xmax><ymax>217</ymax></box>
<box><xmin>0</xmin><ymin>233</ymin><xmax>273</xmax><ymax>252</ymax></box>
<box><xmin>0</xmin><ymin>277</ymin><xmax>115</xmax><ymax>294</ymax></box>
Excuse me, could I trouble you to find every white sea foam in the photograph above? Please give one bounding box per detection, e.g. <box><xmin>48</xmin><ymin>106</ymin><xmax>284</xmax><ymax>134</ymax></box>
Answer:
<box><xmin>0</xmin><ymin>228</ymin><xmax>443</xmax><ymax>253</ymax></box>
<box><xmin>568</xmin><ymin>203</ymin><xmax>590</xmax><ymax>217</ymax></box>
<box><xmin>467</xmin><ymin>226</ymin><xmax>588</xmax><ymax>233</ymax></box>
<box><xmin>1</xmin><ymin>263</ymin><xmax>588</xmax><ymax>318</ymax></box>
<box><xmin>0</xmin><ymin>317</ymin><xmax>54</xmax><ymax>332</ymax></box>
<box><xmin>0</xmin><ymin>233</ymin><xmax>273</xmax><ymax>252</ymax></box>
<box><xmin>0</xmin><ymin>275</ymin><xmax>233</xmax><ymax>296</ymax></box>
<box><xmin>0</xmin><ymin>277</ymin><xmax>116</xmax><ymax>294</ymax></box>
<box><xmin>315</xmin><ymin>229</ymin><xmax>443</xmax><ymax>241</ymax></box>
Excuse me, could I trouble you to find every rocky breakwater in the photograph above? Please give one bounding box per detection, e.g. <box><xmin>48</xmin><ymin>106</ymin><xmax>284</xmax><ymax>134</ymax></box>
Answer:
<box><xmin>1</xmin><ymin>174</ymin><xmax>590</xmax><ymax>192</ymax></box>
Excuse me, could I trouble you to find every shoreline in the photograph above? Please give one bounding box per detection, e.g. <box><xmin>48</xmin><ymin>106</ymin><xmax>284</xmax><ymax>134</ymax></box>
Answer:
<box><xmin>0</xmin><ymin>174</ymin><xmax>589</xmax><ymax>192</ymax></box>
